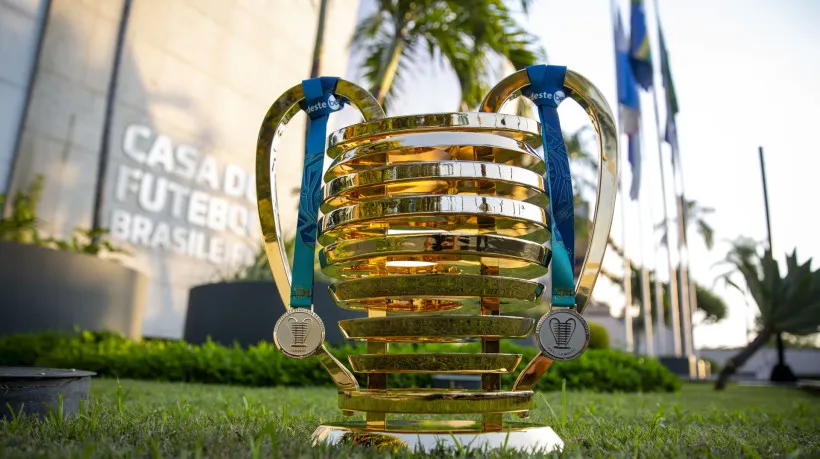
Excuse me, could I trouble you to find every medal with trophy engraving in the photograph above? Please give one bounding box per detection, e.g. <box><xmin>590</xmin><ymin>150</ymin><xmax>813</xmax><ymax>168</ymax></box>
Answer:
<box><xmin>257</xmin><ymin>65</ymin><xmax>618</xmax><ymax>452</ymax></box>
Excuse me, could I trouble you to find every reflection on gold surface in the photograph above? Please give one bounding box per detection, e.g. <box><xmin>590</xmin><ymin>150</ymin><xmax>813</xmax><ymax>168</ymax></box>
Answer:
<box><xmin>329</xmin><ymin>274</ymin><xmax>544</xmax><ymax>312</ymax></box>
<box><xmin>339</xmin><ymin>315</ymin><xmax>534</xmax><ymax>341</ymax></box>
<box><xmin>349</xmin><ymin>353</ymin><xmax>522</xmax><ymax>373</ymax></box>
<box><xmin>318</xmin><ymin>213</ymin><xmax>550</xmax><ymax>246</ymax></box>
<box><xmin>319</xmin><ymin>233</ymin><xmax>550</xmax><ymax>280</ymax></box>
<box><xmin>322</xmin><ymin>161</ymin><xmax>548</xmax><ymax>211</ymax></box>
<box><xmin>325</xmin><ymin>132</ymin><xmax>546</xmax><ymax>181</ymax></box>
<box><xmin>327</xmin><ymin>113</ymin><xmax>542</xmax><ymax>158</ymax></box>
<box><xmin>338</xmin><ymin>431</ymin><xmax>408</xmax><ymax>451</ymax></box>
<box><xmin>338</xmin><ymin>389</ymin><xmax>533</xmax><ymax>414</ymax></box>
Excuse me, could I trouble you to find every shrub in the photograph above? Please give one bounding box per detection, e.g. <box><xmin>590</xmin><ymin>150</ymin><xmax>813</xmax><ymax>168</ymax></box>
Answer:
<box><xmin>587</xmin><ymin>321</ymin><xmax>610</xmax><ymax>349</ymax></box>
<box><xmin>0</xmin><ymin>331</ymin><xmax>680</xmax><ymax>393</ymax></box>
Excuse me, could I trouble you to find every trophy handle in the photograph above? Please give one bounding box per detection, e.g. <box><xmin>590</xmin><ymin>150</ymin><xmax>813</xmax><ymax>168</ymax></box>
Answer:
<box><xmin>479</xmin><ymin>68</ymin><xmax>619</xmax><ymax>391</ymax></box>
<box><xmin>256</xmin><ymin>79</ymin><xmax>384</xmax><ymax>391</ymax></box>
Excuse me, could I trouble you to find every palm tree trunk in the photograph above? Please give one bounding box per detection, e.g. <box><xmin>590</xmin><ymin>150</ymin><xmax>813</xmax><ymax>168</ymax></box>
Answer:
<box><xmin>304</xmin><ymin>0</ymin><xmax>329</xmax><ymax>141</ymax></box>
<box><xmin>309</xmin><ymin>0</ymin><xmax>329</xmax><ymax>79</ymax></box>
<box><xmin>776</xmin><ymin>332</ymin><xmax>785</xmax><ymax>365</ymax></box>
<box><xmin>372</xmin><ymin>35</ymin><xmax>404</xmax><ymax>105</ymax></box>
<box><xmin>714</xmin><ymin>327</ymin><xmax>772</xmax><ymax>390</ymax></box>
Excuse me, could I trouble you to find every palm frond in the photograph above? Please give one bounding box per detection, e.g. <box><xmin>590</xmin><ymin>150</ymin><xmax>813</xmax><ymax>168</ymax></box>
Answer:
<box><xmin>721</xmin><ymin>240</ymin><xmax>820</xmax><ymax>335</ymax></box>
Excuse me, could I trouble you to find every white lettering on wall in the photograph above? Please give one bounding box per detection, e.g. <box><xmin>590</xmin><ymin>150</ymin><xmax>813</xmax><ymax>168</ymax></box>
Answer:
<box><xmin>195</xmin><ymin>155</ymin><xmax>220</xmax><ymax>190</ymax></box>
<box><xmin>122</xmin><ymin>125</ymin><xmax>151</xmax><ymax>163</ymax></box>
<box><xmin>109</xmin><ymin>209</ymin><xmax>252</xmax><ymax>266</ymax></box>
<box><xmin>111</xmin><ymin>124</ymin><xmax>259</xmax><ymax>267</ymax></box>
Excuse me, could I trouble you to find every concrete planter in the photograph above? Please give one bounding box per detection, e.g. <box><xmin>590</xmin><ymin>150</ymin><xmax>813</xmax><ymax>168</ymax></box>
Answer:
<box><xmin>184</xmin><ymin>281</ymin><xmax>363</xmax><ymax>348</ymax></box>
<box><xmin>0</xmin><ymin>241</ymin><xmax>147</xmax><ymax>339</ymax></box>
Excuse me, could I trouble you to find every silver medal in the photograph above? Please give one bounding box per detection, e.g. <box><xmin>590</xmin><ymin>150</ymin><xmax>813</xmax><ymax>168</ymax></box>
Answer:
<box><xmin>273</xmin><ymin>308</ymin><xmax>325</xmax><ymax>359</ymax></box>
<box><xmin>535</xmin><ymin>308</ymin><xmax>590</xmax><ymax>361</ymax></box>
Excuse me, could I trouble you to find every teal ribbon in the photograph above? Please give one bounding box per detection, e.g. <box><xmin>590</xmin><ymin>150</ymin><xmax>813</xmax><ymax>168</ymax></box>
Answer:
<box><xmin>290</xmin><ymin>77</ymin><xmax>343</xmax><ymax>308</ymax></box>
<box><xmin>522</xmin><ymin>65</ymin><xmax>576</xmax><ymax>308</ymax></box>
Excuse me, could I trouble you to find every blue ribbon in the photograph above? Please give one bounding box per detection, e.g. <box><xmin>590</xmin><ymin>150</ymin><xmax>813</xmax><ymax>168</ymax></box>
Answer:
<box><xmin>290</xmin><ymin>77</ymin><xmax>343</xmax><ymax>308</ymax></box>
<box><xmin>522</xmin><ymin>65</ymin><xmax>576</xmax><ymax>308</ymax></box>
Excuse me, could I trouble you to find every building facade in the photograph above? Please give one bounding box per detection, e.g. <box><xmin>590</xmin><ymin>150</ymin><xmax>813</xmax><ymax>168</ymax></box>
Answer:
<box><xmin>1</xmin><ymin>0</ymin><xmax>361</xmax><ymax>337</ymax></box>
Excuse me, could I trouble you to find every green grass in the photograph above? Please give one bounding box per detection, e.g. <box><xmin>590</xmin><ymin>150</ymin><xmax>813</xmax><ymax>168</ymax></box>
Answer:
<box><xmin>1</xmin><ymin>379</ymin><xmax>818</xmax><ymax>458</ymax></box>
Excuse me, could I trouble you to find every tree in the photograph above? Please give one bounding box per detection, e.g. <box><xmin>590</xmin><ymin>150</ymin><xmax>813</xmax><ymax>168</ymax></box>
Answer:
<box><xmin>714</xmin><ymin>239</ymin><xmax>820</xmax><ymax>390</ymax></box>
<box><xmin>351</xmin><ymin>0</ymin><xmax>543</xmax><ymax>111</ymax></box>
<box><xmin>304</xmin><ymin>0</ymin><xmax>330</xmax><ymax>143</ymax></box>
<box><xmin>657</xmin><ymin>198</ymin><xmax>715</xmax><ymax>250</ymax></box>
<box><xmin>601</xmin><ymin>262</ymin><xmax>727</xmax><ymax>327</ymax></box>
<box><xmin>309</xmin><ymin>0</ymin><xmax>330</xmax><ymax>80</ymax></box>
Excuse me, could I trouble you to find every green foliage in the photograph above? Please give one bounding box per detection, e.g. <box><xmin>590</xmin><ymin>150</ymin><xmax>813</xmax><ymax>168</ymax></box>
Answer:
<box><xmin>720</xmin><ymin>238</ymin><xmax>820</xmax><ymax>335</ymax></box>
<box><xmin>0</xmin><ymin>331</ymin><xmax>680</xmax><ymax>393</ymax></box>
<box><xmin>352</xmin><ymin>0</ymin><xmax>544</xmax><ymax>110</ymax></box>
<box><xmin>0</xmin><ymin>175</ymin><xmax>44</xmax><ymax>244</ymax></box>
<box><xmin>0</xmin><ymin>175</ymin><xmax>127</xmax><ymax>257</ymax></box>
<box><xmin>46</xmin><ymin>228</ymin><xmax>129</xmax><ymax>256</ymax></box>
<box><xmin>693</xmin><ymin>282</ymin><xmax>727</xmax><ymax>324</ymax></box>
<box><xmin>603</xmin><ymin>262</ymin><xmax>728</xmax><ymax>326</ymax></box>
<box><xmin>656</xmin><ymin>199</ymin><xmax>715</xmax><ymax>250</ymax></box>
<box><xmin>587</xmin><ymin>321</ymin><xmax>610</xmax><ymax>349</ymax></box>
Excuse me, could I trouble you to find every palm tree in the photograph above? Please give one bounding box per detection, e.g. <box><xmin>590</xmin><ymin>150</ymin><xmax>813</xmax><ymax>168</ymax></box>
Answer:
<box><xmin>657</xmin><ymin>198</ymin><xmax>715</xmax><ymax>250</ymax></box>
<box><xmin>600</xmin><ymin>259</ymin><xmax>727</xmax><ymax>327</ymax></box>
<box><xmin>714</xmin><ymin>239</ymin><xmax>820</xmax><ymax>390</ymax></box>
<box><xmin>351</xmin><ymin>0</ymin><xmax>543</xmax><ymax>111</ymax></box>
<box><xmin>309</xmin><ymin>0</ymin><xmax>330</xmax><ymax>80</ymax></box>
<box><xmin>304</xmin><ymin>0</ymin><xmax>330</xmax><ymax>141</ymax></box>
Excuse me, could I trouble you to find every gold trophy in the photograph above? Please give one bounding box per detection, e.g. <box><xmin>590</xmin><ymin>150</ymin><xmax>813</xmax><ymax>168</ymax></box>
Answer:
<box><xmin>257</xmin><ymin>67</ymin><xmax>618</xmax><ymax>452</ymax></box>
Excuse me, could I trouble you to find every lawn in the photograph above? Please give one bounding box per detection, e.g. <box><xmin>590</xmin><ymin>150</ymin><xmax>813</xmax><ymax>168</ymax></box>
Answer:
<box><xmin>1</xmin><ymin>379</ymin><xmax>817</xmax><ymax>458</ymax></box>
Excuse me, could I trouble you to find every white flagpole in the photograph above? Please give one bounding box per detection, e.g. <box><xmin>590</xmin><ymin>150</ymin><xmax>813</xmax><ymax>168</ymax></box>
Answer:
<box><xmin>651</xmin><ymin>0</ymin><xmax>696</xmax><ymax>357</ymax></box>
<box><xmin>648</xmin><ymin>86</ymin><xmax>682</xmax><ymax>357</ymax></box>
<box><xmin>647</xmin><ymin>0</ymin><xmax>691</xmax><ymax>357</ymax></box>
<box><xmin>636</xmin><ymin>200</ymin><xmax>654</xmax><ymax>356</ymax></box>
<box><xmin>610</xmin><ymin>0</ymin><xmax>634</xmax><ymax>354</ymax></box>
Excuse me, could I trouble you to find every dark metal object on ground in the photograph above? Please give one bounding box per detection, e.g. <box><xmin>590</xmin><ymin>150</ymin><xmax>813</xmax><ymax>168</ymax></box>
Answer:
<box><xmin>0</xmin><ymin>367</ymin><xmax>95</xmax><ymax>420</ymax></box>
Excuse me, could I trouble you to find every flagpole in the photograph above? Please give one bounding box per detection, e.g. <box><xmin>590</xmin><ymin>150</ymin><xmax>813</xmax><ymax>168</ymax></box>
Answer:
<box><xmin>620</xmin><ymin>180</ymin><xmax>634</xmax><ymax>354</ymax></box>
<box><xmin>636</xmin><ymin>112</ymin><xmax>663</xmax><ymax>355</ymax></box>
<box><xmin>649</xmin><ymin>197</ymin><xmax>666</xmax><ymax>355</ymax></box>
<box><xmin>635</xmin><ymin>192</ymin><xmax>654</xmax><ymax>355</ymax></box>
<box><xmin>610</xmin><ymin>0</ymin><xmax>634</xmax><ymax>354</ymax></box>
<box><xmin>610</xmin><ymin>0</ymin><xmax>657</xmax><ymax>355</ymax></box>
<box><xmin>647</xmin><ymin>86</ymin><xmax>682</xmax><ymax>357</ymax></box>
<box><xmin>651</xmin><ymin>0</ymin><xmax>695</xmax><ymax>356</ymax></box>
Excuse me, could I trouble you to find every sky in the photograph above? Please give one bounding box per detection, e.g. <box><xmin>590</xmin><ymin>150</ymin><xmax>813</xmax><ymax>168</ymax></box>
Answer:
<box><xmin>344</xmin><ymin>0</ymin><xmax>820</xmax><ymax>349</ymax></box>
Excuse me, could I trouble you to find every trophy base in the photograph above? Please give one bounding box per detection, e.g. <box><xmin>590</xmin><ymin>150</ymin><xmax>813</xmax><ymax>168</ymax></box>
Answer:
<box><xmin>311</xmin><ymin>420</ymin><xmax>564</xmax><ymax>453</ymax></box>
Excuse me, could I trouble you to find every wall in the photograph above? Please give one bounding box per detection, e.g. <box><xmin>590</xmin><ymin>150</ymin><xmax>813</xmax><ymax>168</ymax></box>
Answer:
<box><xmin>9</xmin><ymin>0</ymin><xmax>124</xmax><ymax>236</ymax></box>
<box><xmin>7</xmin><ymin>0</ymin><xmax>361</xmax><ymax>338</ymax></box>
<box><xmin>699</xmin><ymin>348</ymin><xmax>820</xmax><ymax>380</ymax></box>
<box><xmin>0</xmin><ymin>0</ymin><xmax>48</xmax><ymax>192</ymax></box>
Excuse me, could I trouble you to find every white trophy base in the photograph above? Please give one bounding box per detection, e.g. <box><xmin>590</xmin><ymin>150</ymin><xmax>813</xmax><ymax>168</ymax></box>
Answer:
<box><xmin>311</xmin><ymin>420</ymin><xmax>564</xmax><ymax>453</ymax></box>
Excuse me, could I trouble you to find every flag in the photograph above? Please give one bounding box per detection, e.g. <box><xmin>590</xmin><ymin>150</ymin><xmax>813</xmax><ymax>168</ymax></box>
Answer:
<box><xmin>629</xmin><ymin>0</ymin><xmax>653</xmax><ymax>90</ymax></box>
<box><xmin>615</xmin><ymin>12</ymin><xmax>642</xmax><ymax>200</ymax></box>
<box><xmin>659</xmin><ymin>28</ymin><xmax>680</xmax><ymax>167</ymax></box>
